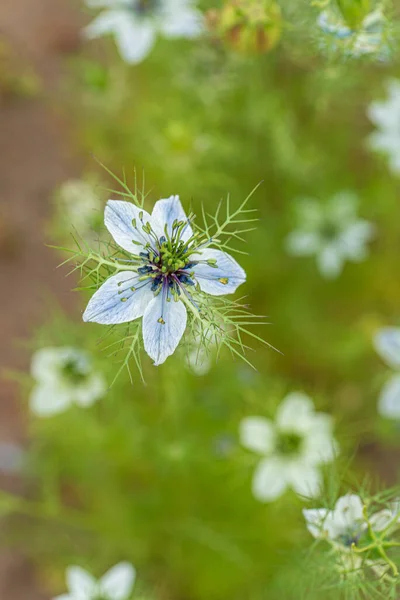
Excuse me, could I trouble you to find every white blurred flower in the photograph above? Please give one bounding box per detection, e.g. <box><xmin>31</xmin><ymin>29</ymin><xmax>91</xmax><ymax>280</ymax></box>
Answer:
<box><xmin>185</xmin><ymin>345</ymin><xmax>212</xmax><ymax>376</ymax></box>
<box><xmin>56</xmin><ymin>178</ymin><xmax>103</xmax><ymax>234</ymax></box>
<box><xmin>304</xmin><ymin>493</ymin><xmax>400</xmax><ymax>575</ymax></box>
<box><xmin>54</xmin><ymin>562</ymin><xmax>135</xmax><ymax>600</ymax></box>
<box><xmin>373</xmin><ymin>327</ymin><xmax>400</xmax><ymax>419</ymax></box>
<box><xmin>318</xmin><ymin>8</ymin><xmax>387</xmax><ymax>58</ymax></box>
<box><xmin>285</xmin><ymin>193</ymin><xmax>374</xmax><ymax>279</ymax></box>
<box><xmin>30</xmin><ymin>347</ymin><xmax>107</xmax><ymax>417</ymax></box>
<box><xmin>368</xmin><ymin>80</ymin><xmax>400</xmax><ymax>174</ymax></box>
<box><xmin>84</xmin><ymin>0</ymin><xmax>203</xmax><ymax>64</ymax></box>
<box><xmin>239</xmin><ymin>392</ymin><xmax>338</xmax><ymax>502</ymax></box>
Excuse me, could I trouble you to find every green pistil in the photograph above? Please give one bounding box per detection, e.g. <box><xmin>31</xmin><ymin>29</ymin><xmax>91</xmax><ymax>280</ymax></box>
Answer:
<box><xmin>276</xmin><ymin>432</ymin><xmax>302</xmax><ymax>456</ymax></box>
<box><xmin>62</xmin><ymin>359</ymin><xmax>87</xmax><ymax>385</ymax></box>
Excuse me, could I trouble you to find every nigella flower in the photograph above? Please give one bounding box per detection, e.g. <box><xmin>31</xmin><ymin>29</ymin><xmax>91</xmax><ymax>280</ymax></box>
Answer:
<box><xmin>84</xmin><ymin>0</ymin><xmax>203</xmax><ymax>64</ymax></box>
<box><xmin>54</xmin><ymin>562</ymin><xmax>135</xmax><ymax>600</ymax></box>
<box><xmin>239</xmin><ymin>392</ymin><xmax>338</xmax><ymax>502</ymax></box>
<box><xmin>304</xmin><ymin>494</ymin><xmax>400</xmax><ymax>575</ymax></box>
<box><xmin>368</xmin><ymin>79</ymin><xmax>400</xmax><ymax>174</ymax></box>
<box><xmin>285</xmin><ymin>193</ymin><xmax>375</xmax><ymax>279</ymax></box>
<box><xmin>317</xmin><ymin>7</ymin><xmax>388</xmax><ymax>58</ymax></box>
<box><xmin>83</xmin><ymin>196</ymin><xmax>246</xmax><ymax>366</ymax></box>
<box><xmin>373</xmin><ymin>327</ymin><xmax>400</xmax><ymax>419</ymax></box>
<box><xmin>30</xmin><ymin>347</ymin><xmax>107</xmax><ymax>417</ymax></box>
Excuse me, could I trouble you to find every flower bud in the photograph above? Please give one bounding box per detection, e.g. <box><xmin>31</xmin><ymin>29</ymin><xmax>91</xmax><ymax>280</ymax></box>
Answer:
<box><xmin>207</xmin><ymin>0</ymin><xmax>282</xmax><ymax>55</ymax></box>
<box><xmin>336</xmin><ymin>0</ymin><xmax>371</xmax><ymax>28</ymax></box>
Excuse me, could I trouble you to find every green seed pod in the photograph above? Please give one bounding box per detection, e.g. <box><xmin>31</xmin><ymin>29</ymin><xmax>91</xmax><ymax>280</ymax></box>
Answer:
<box><xmin>208</xmin><ymin>0</ymin><xmax>282</xmax><ymax>55</ymax></box>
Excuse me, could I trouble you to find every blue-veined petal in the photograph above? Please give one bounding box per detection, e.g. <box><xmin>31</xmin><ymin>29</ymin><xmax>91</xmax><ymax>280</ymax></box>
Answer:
<box><xmin>191</xmin><ymin>249</ymin><xmax>246</xmax><ymax>295</ymax></box>
<box><xmin>104</xmin><ymin>200</ymin><xmax>156</xmax><ymax>254</ymax></box>
<box><xmin>142</xmin><ymin>290</ymin><xmax>187</xmax><ymax>365</ymax></box>
<box><xmin>83</xmin><ymin>271</ymin><xmax>153</xmax><ymax>324</ymax></box>
<box><xmin>151</xmin><ymin>195</ymin><xmax>193</xmax><ymax>243</ymax></box>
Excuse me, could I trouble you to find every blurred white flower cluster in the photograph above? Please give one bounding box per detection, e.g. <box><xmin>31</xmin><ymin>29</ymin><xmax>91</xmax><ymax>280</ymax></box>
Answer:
<box><xmin>240</xmin><ymin>392</ymin><xmax>338</xmax><ymax>502</ymax></box>
<box><xmin>317</xmin><ymin>4</ymin><xmax>388</xmax><ymax>58</ymax></box>
<box><xmin>304</xmin><ymin>493</ymin><xmax>400</xmax><ymax>577</ymax></box>
<box><xmin>286</xmin><ymin>193</ymin><xmax>374</xmax><ymax>279</ymax></box>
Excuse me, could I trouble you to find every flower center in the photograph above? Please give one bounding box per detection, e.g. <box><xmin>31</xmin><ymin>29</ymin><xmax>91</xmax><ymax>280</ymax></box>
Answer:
<box><xmin>276</xmin><ymin>432</ymin><xmax>302</xmax><ymax>456</ymax></box>
<box><xmin>338</xmin><ymin>530</ymin><xmax>362</xmax><ymax>547</ymax></box>
<box><xmin>131</xmin><ymin>0</ymin><xmax>159</xmax><ymax>15</ymax></box>
<box><xmin>320</xmin><ymin>221</ymin><xmax>338</xmax><ymax>242</ymax></box>
<box><xmin>62</xmin><ymin>359</ymin><xmax>88</xmax><ymax>385</ymax></box>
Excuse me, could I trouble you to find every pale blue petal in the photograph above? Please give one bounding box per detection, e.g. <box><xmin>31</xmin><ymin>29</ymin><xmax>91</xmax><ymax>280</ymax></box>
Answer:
<box><xmin>285</xmin><ymin>231</ymin><xmax>320</xmax><ymax>256</ymax></box>
<box><xmin>191</xmin><ymin>249</ymin><xmax>246</xmax><ymax>296</ymax></box>
<box><xmin>66</xmin><ymin>566</ymin><xmax>97</xmax><ymax>599</ymax></box>
<box><xmin>317</xmin><ymin>244</ymin><xmax>343</xmax><ymax>278</ymax></box>
<box><xmin>142</xmin><ymin>291</ymin><xmax>187</xmax><ymax>365</ymax></box>
<box><xmin>252</xmin><ymin>457</ymin><xmax>288</xmax><ymax>502</ymax></box>
<box><xmin>30</xmin><ymin>385</ymin><xmax>72</xmax><ymax>417</ymax></box>
<box><xmin>104</xmin><ymin>200</ymin><xmax>156</xmax><ymax>254</ymax></box>
<box><xmin>339</xmin><ymin>220</ymin><xmax>374</xmax><ymax>261</ymax></box>
<box><xmin>83</xmin><ymin>272</ymin><xmax>153</xmax><ymax>324</ymax></box>
<box><xmin>374</xmin><ymin>327</ymin><xmax>400</xmax><ymax>369</ymax></box>
<box><xmin>151</xmin><ymin>195</ymin><xmax>193</xmax><ymax>243</ymax></box>
<box><xmin>113</xmin><ymin>18</ymin><xmax>155</xmax><ymax>64</ymax></box>
<box><xmin>99</xmin><ymin>563</ymin><xmax>136</xmax><ymax>600</ymax></box>
<box><xmin>378</xmin><ymin>374</ymin><xmax>400</xmax><ymax>419</ymax></box>
<box><xmin>84</xmin><ymin>10</ymin><xmax>127</xmax><ymax>39</ymax></box>
<box><xmin>161</xmin><ymin>0</ymin><xmax>203</xmax><ymax>38</ymax></box>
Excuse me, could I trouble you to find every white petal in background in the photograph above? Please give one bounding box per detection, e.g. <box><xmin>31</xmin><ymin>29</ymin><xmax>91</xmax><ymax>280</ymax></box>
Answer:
<box><xmin>275</xmin><ymin>392</ymin><xmax>315</xmax><ymax>433</ymax></box>
<box><xmin>286</xmin><ymin>461</ymin><xmax>321</xmax><ymax>498</ymax></box>
<box><xmin>303</xmin><ymin>507</ymin><xmax>329</xmax><ymax>539</ymax></box>
<box><xmin>252</xmin><ymin>457</ymin><xmax>288</xmax><ymax>502</ymax></box>
<box><xmin>142</xmin><ymin>293</ymin><xmax>187</xmax><ymax>365</ymax></box>
<box><xmin>317</xmin><ymin>244</ymin><xmax>344</xmax><ymax>279</ymax></box>
<box><xmin>239</xmin><ymin>417</ymin><xmax>276</xmax><ymax>456</ymax></box>
<box><xmin>285</xmin><ymin>230</ymin><xmax>320</xmax><ymax>256</ymax></box>
<box><xmin>84</xmin><ymin>10</ymin><xmax>128</xmax><ymax>38</ymax></box>
<box><xmin>374</xmin><ymin>327</ymin><xmax>400</xmax><ymax>369</ymax></box>
<box><xmin>331</xmin><ymin>494</ymin><xmax>364</xmax><ymax>534</ymax></box>
<box><xmin>161</xmin><ymin>0</ymin><xmax>203</xmax><ymax>38</ymax></box>
<box><xmin>66</xmin><ymin>566</ymin><xmax>97</xmax><ymax>599</ymax></box>
<box><xmin>83</xmin><ymin>272</ymin><xmax>153</xmax><ymax>325</ymax></box>
<box><xmin>113</xmin><ymin>18</ymin><xmax>156</xmax><ymax>64</ymax></box>
<box><xmin>192</xmin><ymin>249</ymin><xmax>246</xmax><ymax>296</ymax></box>
<box><xmin>339</xmin><ymin>220</ymin><xmax>375</xmax><ymax>262</ymax></box>
<box><xmin>378</xmin><ymin>373</ymin><xmax>400</xmax><ymax>419</ymax></box>
<box><xmin>151</xmin><ymin>195</ymin><xmax>193</xmax><ymax>242</ymax></box>
<box><xmin>30</xmin><ymin>386</ymin><xmax>73</xmax><ymax>417</ymax></box>
<box><xmin>99</xmin><ymin>562</ymin><xmax>136</xmax><ymax>600</ymax></box>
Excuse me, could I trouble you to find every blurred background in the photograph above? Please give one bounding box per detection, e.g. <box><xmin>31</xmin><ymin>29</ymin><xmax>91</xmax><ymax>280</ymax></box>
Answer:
<box><xmin>0</xmin><ymin>0</ymin><xmax>400</xmax><ymax>598</ymax></box>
